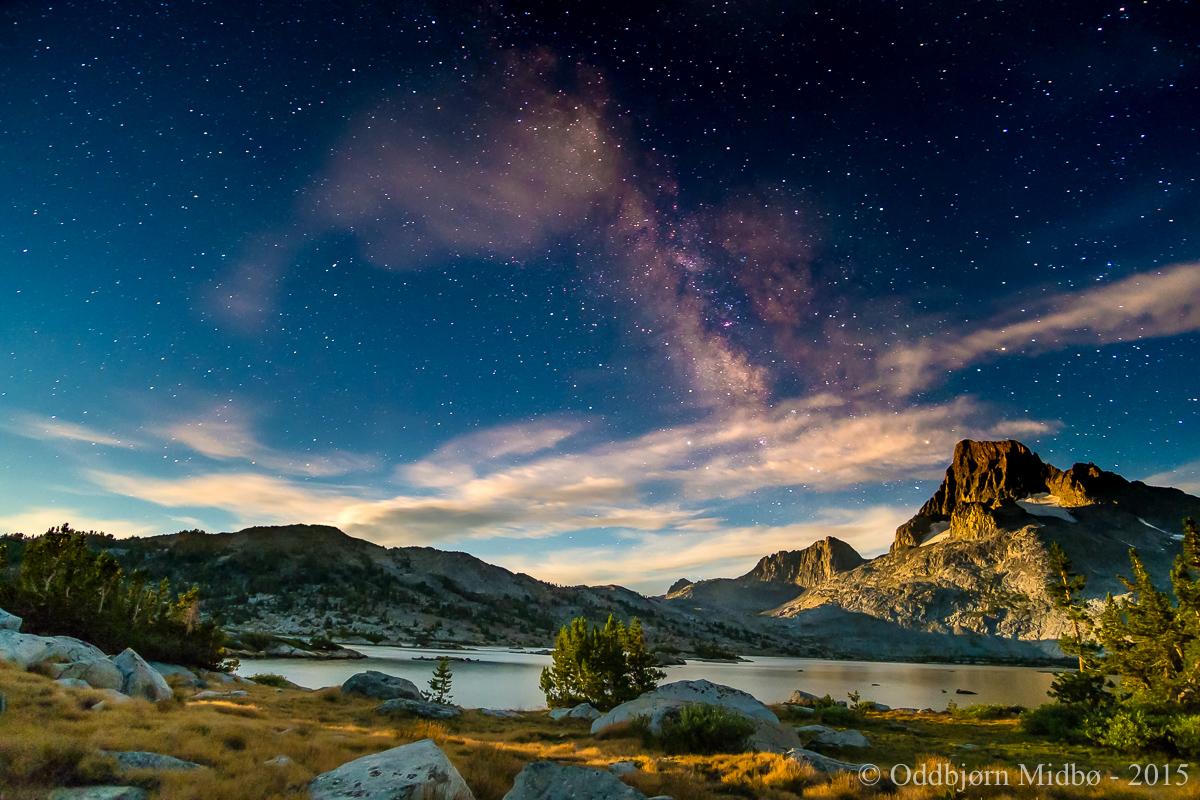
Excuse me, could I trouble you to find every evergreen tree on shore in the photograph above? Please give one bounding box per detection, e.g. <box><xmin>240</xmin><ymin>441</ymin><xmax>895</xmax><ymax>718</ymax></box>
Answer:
<box><xmin>539</xmin><ymin>614</ymin><xmax>665</xmax><ymax>710</ymax></box>
<box><xmin>426</xmin><ymin>657</ymin><xmax>454</xmax><ymax>704</ymax></box>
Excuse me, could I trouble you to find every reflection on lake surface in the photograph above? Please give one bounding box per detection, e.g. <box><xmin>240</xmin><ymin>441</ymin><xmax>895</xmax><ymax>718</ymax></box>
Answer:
<box><xmin>237</xmin><ymin>645</ymin><xmax>1056</xmax><ymax>711</ymax></box>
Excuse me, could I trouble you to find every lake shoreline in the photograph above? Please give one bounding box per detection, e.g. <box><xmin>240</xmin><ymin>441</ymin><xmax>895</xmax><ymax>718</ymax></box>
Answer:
<box><xmin>237</xmin><ymin>644</ymin><xmax>1058</xmax><ymax>711</ymax></box>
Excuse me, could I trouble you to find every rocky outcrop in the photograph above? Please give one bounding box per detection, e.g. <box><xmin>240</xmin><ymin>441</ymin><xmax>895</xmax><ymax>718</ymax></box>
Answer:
<box><xmin>796</xmin><ymin>724</ymin><xmax>870</xmax><ymax>749</ymax></box>
<box><xmin>49</xmin><ymin>788</ymin><xmax>149</xmax><ymax>800</ymax></box>
<box><xmin>193</xmin><ymin>689</ymin><xmax>248</xmax><ymax>700</ymax></box>
<box><xmin>502</xmin><ymin>762</ymin><xmax>646</xmax><ymax>800</ymax></box>
<box><xmin>341</xmin><ymin>670</ymin><xmax>423</xmax><ymax>701</ymax></box>
<box><xmin>104</xmin><ymin>750</ymin><xmax>202</xmax><ymax>771</ymax></box>
<box><xmin>743</xmin><ymin>537</ymin><xmax>865</xmax><ymax>587</ymax></box>
<box><xmin>548</xmin><ymin>702</ymin><xmax>600</xmax><ymax>721</ymax></box>
<box><xmin>0</xmin><ymin>607</ymin><xmax>21</xmax><ymax>631</ymax></box>
<box><xmin>308</xmin><ymin>739</ymin><xmax>475</xmax><ymax>800</ymax></box>
<box><xmin>53</xmin><ymin>657</ymin><xmax>124</xmax><ymax>691</ymax></box>
<box><xmin>375</xmin><ymin>698</ymin><xmax>461</xmax><ymax>719</ymax></box>
<box><xmin>0</xmin><ymin>630</ymin><xmax>106</xmax><ymax>669</ymax></box>
<box><xmin>666</xmin><ymin>578</ymin><xmax>693</xmax><ymax>595</ymax></box>
<box><xmin>787</xmin><ymin>748</ymin><xmax>867</xmax><ymax>774</ymax></box>
<box><xmin>113</xmin><ymin>648</ymin><xmax>173</xmax><ymax>702</ymax></box>
<box><xmin>151</xmin><ymin>662</ymin><xmax>203</xmax><ymax>687</ymax></box>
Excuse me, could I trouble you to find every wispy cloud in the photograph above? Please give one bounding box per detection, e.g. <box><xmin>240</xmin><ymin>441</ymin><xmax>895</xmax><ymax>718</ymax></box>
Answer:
<box><xmin>86</xmin><ymin>397</ymin><xmax>1056</xmax><ymax>550</ymax></box>
<box><xmin>157</xmin><ymin>405</ymin><xmax>376</xmax><ymax>477</ymax></box>
<box><xmin>1143</xmin><ymin>460</ymin><xmax>1200</xmax><ymax>497</ymax></box>
<box><xmin>3</xmin><ymin>412</ymin><xmax>138</xmax><ymax>449</ymax></box>
<box><xmin>86</xmin><ymin>469</ymin><xmax>362</xmax><ymax>526</ymax></box>
<box><xmin>876</xmin><ymin>262</ymin><xmax>1200</xmax><ymax>395</ymax></box>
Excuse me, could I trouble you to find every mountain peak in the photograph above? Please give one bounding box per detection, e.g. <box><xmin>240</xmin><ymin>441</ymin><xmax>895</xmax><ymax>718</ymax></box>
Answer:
<box><xmin>890</xmin><ymin>439</ymin><xmax>1196</xmax><ymax>550</ymax></box>
<box><xmin>741</xmin><ymin>536</ymin><xmax>865</xmax><ymax>587</ymax></box>
<box><xmin>667</xmin><ymin>578</ymin><xmax>694</xmax><ymax>595</ymax></box>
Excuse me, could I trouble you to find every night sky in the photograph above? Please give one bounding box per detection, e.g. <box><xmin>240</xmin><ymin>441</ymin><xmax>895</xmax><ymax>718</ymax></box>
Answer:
<box><xmin>2</xmin><ymin>2</ymin><xmax>1198</xmax><ymax>591</ymax></box>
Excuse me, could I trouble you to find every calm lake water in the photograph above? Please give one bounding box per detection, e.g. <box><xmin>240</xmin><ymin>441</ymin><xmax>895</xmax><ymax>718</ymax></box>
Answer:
<box><xmin>236</xmin><ymin>645</ymin><xmax>1056</xmax><ymax>711</ymax></box>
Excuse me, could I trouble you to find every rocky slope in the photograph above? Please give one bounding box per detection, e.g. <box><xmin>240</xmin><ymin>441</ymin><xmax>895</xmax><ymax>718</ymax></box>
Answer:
<box><xmin>663</xmin><ymin>537</ymin><xmax>865</xmax><ymax>614</ymax></box>
<box><xmin>770</xmin><ymin>440</ymin><xmax>1200</xmax><ymax>655</ymax></box>
<box><xmin>96</xmin><ymin>524</ymin><xmax>795</xmax><ymax>655</ymax></box>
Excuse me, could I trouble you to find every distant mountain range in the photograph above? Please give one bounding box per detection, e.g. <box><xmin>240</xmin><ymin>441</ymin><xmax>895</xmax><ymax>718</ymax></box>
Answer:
<box><xmin>88</xmin><ymin>440</ymin><xmax>1200</xmax><ymax>665</ymax></box>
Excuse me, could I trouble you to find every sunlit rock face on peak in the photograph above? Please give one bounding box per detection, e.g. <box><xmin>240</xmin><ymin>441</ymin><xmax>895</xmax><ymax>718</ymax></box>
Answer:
<box><xmin>891</xmin><ymin>439</ymin><xmax>1199</xmax><ymax>551</ymax></box>
<box><xmin>742</xmin><ymin>537</ymin><xmax>865</xmax><ymax>587</ymax></box>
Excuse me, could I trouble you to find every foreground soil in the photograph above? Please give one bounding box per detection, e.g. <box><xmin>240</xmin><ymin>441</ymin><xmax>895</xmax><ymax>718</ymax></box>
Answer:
<box><xmin>0</xmin><ymin>663</ymin><xmax>1191</xmax><ymax>800</ymax></box>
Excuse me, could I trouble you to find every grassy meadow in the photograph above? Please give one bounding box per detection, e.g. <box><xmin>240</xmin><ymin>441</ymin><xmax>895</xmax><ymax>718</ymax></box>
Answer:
<box><xmin>0</xmin><ymin>661</ymin><xmax>1193</xmax><ymax>800</ymax></box>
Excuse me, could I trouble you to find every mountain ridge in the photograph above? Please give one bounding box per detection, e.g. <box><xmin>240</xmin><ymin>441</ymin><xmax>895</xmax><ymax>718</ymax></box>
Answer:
<box><xmin>42</xmin><ymin>438</ymin><xmax>1199</xmax><ymax>666</ymax></box>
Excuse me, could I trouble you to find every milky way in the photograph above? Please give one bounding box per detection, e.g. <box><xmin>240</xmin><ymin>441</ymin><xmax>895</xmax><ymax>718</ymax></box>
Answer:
<box><xmin>1</xmin><ymin>2</ymin><xmax>1197</xmax><ymax>591</ymax></box>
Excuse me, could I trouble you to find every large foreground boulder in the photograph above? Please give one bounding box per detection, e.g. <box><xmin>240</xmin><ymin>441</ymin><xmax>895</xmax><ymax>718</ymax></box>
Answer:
<box><xmin>309</xmin><ymin>738</ymin><xmax>474</xmax><ymax>800</ymax></box>
<box><xmin>375</xmin><ymin>698</ymin><xmax>461</xmax><ymax>719</ymax></box>
<box><xmin>591</xmin><ymin>679</ymin><xmax>801</xmax><ymax>754</ymax></box>
<box><xmin>591</xmin><ymin>679</ymin><xmax>778</xmax><ymax>736</ymax></box>
<box><xmin>112</xmin><ymin>648</ymin><xmax>172</xmax><ymax>702</ymax></box>
<box><xmin>0</xmin><ymin>607</ymin><xmax>21</xmax><ymax>631</ymax></box>
<box><xmin>502</xmin><ymin>762</ymin><xmax>646</xmax><ymax>800</ymax></box>
<box><xmin>0</xmin><ymin>630</ymin><xmax>106</xmax><ymax>669</ymax></box>
<box><xmin>53</xmin><ymin>657</ymin><xmax>124</xmax><ymax>691</ymax></box>
<box><xmin>341</xmin><ymin>670</ymin><xmax>423</xmax><ymax>701</ymax></box>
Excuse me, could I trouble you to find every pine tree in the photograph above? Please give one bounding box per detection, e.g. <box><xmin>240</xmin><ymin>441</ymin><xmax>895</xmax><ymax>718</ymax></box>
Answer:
<box><xmin>426</xmin><ymin>657</ymin><xmax>454</xmax><ymax>704</ymax></box>
<box><xmin>1046</xmin><ymin>542</ymin><xmax>1096</xmax><ymax>672</ymax></box>
<box><xmin>539</xmin><ymin>614</ymin><xmax>665</xmax><ymax>710</ymax></box>
<box><xmin>1096</xmin><ymin>519</ymin><xmax>1200</xmax><ymax>708</ymax></box>
<box><xmin>1044</xmin><ymin>542</ymin><xmax>1107</xmax><ymax>705</ymax></box>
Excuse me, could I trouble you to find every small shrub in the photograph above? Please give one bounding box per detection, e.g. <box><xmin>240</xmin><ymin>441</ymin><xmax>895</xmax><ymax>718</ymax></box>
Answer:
<box><xmin>813</xmin><ymin>704</ymin><xmax>859</xmax><ymax>726</ymax></box>
<box><xmin>249</xmin><ymin>673</ymin><xmax>290</xmax><ymax>688</ymax></box>
<box><xmin>1019</xmin><ymin>702</ymin><xmax>1088</xmax><ymax>741</ymax></box>
<box><xmin>1086</xmin><ymin>704</ymin><xmax>1170</xmax><ymax>753</ymax></box>
<box><xmin>953</xmin><ymin>703</ymin><xmax>1025</xmax><ymax>720</ymax></box>
<box><xmin>657</xmin><ymin>705</ymin><xmax>755</xmax><ymax>755</ymax></box>
<box><xmin>222</xmin><ymin>733</ymin><xmax>248</xmax><ymax>751</ymax></box>
<box><xmin>1168</xmin><ymin>714</ymin><xmax>1200</xmax><ymax>757</ymax></box>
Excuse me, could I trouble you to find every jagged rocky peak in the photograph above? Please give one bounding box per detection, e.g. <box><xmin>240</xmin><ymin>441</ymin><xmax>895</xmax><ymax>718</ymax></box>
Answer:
<box><xmin>667</xmin><ymin>578</ymin><xmax>694</xmax><ymax>595</ymax></box>
<box><xmin>918</xmin><ymin>440</ymin><xmax>1052</xmax><ymax>517</ymax></box>
<box><xmin>889</xmin><ymin>439</ymin><xmax>1187</xmax><ymax>551</ymax></box>
<box><xmin>741</xmin><ymin>536</ymin><xmax>865</xmax><ymax>588</ymax></box>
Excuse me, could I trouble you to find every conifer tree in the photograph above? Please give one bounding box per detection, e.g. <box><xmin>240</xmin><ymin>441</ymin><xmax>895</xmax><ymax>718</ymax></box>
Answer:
<box><xmin>426</xmin><ymin>657</ymin><xmax>454</xmax><ymax>704</ymax></box>
<box><xmin>539</xmin><ymin>614</ymin><xmax>665</xmax><ymax>710</ymax></box>
<box><xmin>1096</xmin><ymin>518</ymin><xmax>1200</xmax><ymax>708</ymax></box>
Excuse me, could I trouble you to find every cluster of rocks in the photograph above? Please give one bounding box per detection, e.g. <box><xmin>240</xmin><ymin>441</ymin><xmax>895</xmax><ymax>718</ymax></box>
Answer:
<box><xmin>0</xmin><ymin>606</ymin><xmax>249</xmax><ymax>707</ymax></box>
<box><xmin>342</xmin><ymin>669</ymin><xmax>463</xmax><ymax>719</ymax></box>
<box><xmin>307</xmin><ymin>739</ymin><xmax>673</xmax><ymax>800</ymax></box>
<box><xmin>0</xmin><ymin>609</ymin><xmax>171</xmax><ymax>703</ymax></box>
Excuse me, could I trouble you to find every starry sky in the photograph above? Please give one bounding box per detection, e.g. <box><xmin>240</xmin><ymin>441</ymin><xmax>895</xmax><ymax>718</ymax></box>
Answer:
<box><xmin>2</xmin><ymin>1</ymin><xmax>1198</xmax><ymax>592</ymax></box>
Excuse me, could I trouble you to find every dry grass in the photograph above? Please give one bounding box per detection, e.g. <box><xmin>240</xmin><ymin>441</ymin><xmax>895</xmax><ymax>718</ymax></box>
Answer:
<box><xmin>1</xmin><ymin>662</ymin><xmax>1196</xmax><ymax>800</ymax></box>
